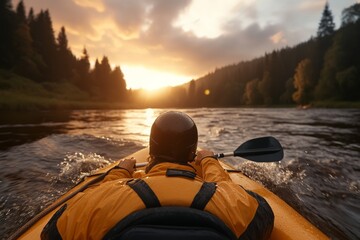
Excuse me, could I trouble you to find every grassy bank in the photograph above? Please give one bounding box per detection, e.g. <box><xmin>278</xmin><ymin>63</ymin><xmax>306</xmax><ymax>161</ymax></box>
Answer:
<box><xmin>0</xmin><ymin>91</ymin><xmax>131</xmax><ymax>110</ymax></box>
<box><xmin>0</xmin><ymin>70</ymin><xmax>130</xmax><ymax>110</ymax></box>
<box><xmin>312</xmin><ymin>101</ymin><xmax>360</xmax><ymax>108</ymax></box>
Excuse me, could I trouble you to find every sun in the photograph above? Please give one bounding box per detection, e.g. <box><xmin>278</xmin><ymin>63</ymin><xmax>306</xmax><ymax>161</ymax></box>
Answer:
<box><xmin>122</xmin><ymin>65</ymin><xmax>192</xmax><ymax>90</ymax></box>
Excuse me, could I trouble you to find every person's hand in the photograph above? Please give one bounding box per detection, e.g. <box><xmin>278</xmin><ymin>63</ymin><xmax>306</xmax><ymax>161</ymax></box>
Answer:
<box><xmin>117</xmin><ymin>157</ymin><xmax>136</xmax><ymax>175</ymax></box>
<box><xmin>195</xmin><ymin>149</ymin><xmax>214</xmax><ymax>165</ymax></box>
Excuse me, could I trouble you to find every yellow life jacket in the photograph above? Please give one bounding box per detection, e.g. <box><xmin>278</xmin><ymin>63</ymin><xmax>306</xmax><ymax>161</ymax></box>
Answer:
<box><xmin>45</xmin><ymin>158</ymin><xmax>262</xmax><ymax>239</ymax></box>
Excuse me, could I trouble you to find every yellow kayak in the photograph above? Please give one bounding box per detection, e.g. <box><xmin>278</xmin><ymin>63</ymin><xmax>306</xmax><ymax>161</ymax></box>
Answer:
<box><xmin>11</xmin><ymin>147</ymin><xmax>329</xmax><ymax>240</ymax></box>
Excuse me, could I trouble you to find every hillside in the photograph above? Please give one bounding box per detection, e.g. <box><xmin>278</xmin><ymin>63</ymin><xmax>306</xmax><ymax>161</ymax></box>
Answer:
<box><xmin>173</xmin><ymin>4</ymin><xmax>360</xmax><ymax>108</ymax></box>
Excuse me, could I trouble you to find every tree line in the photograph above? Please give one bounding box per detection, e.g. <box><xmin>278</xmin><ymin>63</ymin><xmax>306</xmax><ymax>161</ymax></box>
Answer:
<box><xmin>172</xmin><ymin>2</ymin><xmax>360</xmax><ymax>107</ymax></box>
<box><xmin>0</xmin><ymin>0</ymin><xmax>126</xmax><ymax>102</ymax></box>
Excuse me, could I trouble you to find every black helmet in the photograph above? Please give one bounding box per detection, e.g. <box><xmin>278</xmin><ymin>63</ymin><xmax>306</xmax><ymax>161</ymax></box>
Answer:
<box><xmin>149</xmin><ymin>111</ymin><xmax>198</xmax><ymax>163</ymax></box>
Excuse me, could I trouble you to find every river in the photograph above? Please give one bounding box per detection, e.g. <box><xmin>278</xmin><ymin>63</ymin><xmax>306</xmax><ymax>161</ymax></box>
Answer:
<box><xmin>0</xmin><ymin>108</ymin><xmax>359</xmax><ymax>239</ymax></box>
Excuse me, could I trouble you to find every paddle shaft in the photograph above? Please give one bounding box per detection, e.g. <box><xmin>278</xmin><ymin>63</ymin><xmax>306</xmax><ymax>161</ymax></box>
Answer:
<box><xmin>134</xmin><ymin>137</ymin><xmax>283</xmax><ymax>167</ymax></box>
<box><xmin>135</xmin><ymin>152</ymin><xmax>229</xmax><ymax>168</ymax></box>
<box><xmin>135</xmin><ymin>162</ymin><xmax>148</xmax><ymax>167</ymax></box>
<box><xmin>135</xmin><ymin>151</ymin><xmax>243</xmax><ymax>167</ymax></box>
<box><xmin>214</xmin><ymin>152</ymin><xmax>234</xmax><ymax>158</ymax></box>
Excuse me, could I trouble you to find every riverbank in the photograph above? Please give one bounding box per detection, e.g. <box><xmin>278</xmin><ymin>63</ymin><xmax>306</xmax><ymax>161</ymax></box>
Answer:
<box><xmin>0</xmin><ymin>70</ymin><xmax>130</xmax><ymax>110</ymax></box>
<box><xmin>0</xmin><ymin>91</ymin><xmax>130</xmax><ymax>111</ymax></box>
<box><xmin>1</xmin><ymin>70</ymin><xmax>360</xmax><ymax>110</ymax></box>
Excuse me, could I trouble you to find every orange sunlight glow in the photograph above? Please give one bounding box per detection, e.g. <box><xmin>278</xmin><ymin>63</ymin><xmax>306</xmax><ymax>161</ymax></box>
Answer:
<box><xmin>122</xmin><ymin>65</ymin><xmax>192</xmax><ymax>90</ymax></box>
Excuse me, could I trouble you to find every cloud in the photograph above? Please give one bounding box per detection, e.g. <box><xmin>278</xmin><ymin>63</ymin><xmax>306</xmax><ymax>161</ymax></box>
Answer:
<box><xmin>102</xmin><ymin>0</ymin><xmax>283</xmax><ymax>75</ymax></box>
<box><xmin>270</xmin><ymin>31</ymin><xmax>287</xmax><ymax>44</ymax></box>
<box><xmin>73</xmin><ymin>0</ymin><xmax>105</xmax><ymax>12</ymax></box>
<box><xmin>12</xmin><ymin>0</ymin><xmax>356</xmax><ymax>83</ymax></box>
<box><xmin>104</xmin><ymin>0</ymin><xmax>149</xmax><ymax>38</ymax></box>
<box><xmin>298</xmin><ymin>1</ymin><xmax>324</xmax><ymax>11</ymax></box>
<box><xmin>11</xmin><ymin>0</ymin><xmax>285</xmax><ymax>74</ymax></box>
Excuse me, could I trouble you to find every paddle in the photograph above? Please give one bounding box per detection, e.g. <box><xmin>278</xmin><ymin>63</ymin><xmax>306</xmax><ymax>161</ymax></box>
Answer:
<box><xmin>214</xmin><ymin>136</ymin><xmax>283</xmax><ymax>162</ymax></box>
<box><xmin>135</xmin><ymin>136</ymin><xmax>283</xmax><ymax>167</ymax></box>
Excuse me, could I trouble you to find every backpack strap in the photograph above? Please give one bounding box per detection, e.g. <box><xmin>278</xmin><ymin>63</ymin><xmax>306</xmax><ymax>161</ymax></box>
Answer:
<box><xmin>127</xmin><ymin>177</ymin><xmax>216</xmax><ymax>211</ymax></box>
<box><xmin>127</xmin><ymin>179</ymin><xmax>161</xmax><ymax>208</ymax></box>
<box><xmin>191</xmin><ymin>182</ymin><xmax>217</xmax><ymax>210</ymax></box>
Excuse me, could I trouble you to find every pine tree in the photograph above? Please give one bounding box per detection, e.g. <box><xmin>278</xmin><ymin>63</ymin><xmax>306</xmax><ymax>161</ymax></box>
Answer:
<box><xmin>316</xmin><ymin>18</ymin><xmax>360</xmax><ymax>101</ymax></box>
<box><xmin>109</xmin><ymin>66</ymin><xmax>127</xmax><ymax>101</ymax></box>
<box><xmin>13</xmin><ymin>1</ymin><xmax>39</xmax><ymax>78</ymax></box>
<box><xmin>244</xmin><ymin>78</ymin><xmax>262</xmax><ymax>105</ymax></box>
<box><xmin>30</xmin><ymin>10</ymin><xmax>57</xmax><ymax>81</ymax></box>
<box><xmin>92</xmin><ymin>58</ymin><xmax>101</xmax><ymax>84</ymax></box>
<box><xmin>0</xmin><ymin>0</ymin><xmax>16</xmax><ymax>68</ymax></box>
<box><xmin>187</xmin><ymin>80</ymin><xmax>196</xmax><ymax>106</ymax></box>
<box><xmin>100</xmin><ymin>56</ymin><xmax>112</xmax><ymax>78</ymax></box>
<box><xmin>90</xmin><ymin>58</ymin><xmax>102</xmax><ymax>97</ymax></box>
<box><xmin>28</xmin><ymin>7</ymin><xmax>34</xmax><ymax>23</ymax></box>
<box><xmin>15</xmin><ymin>0</ymin><xmax>26</xmax><ymax>23</ymax></box>
<box><xmin>341</xmin><ymin>3</ymin><xmax>360</xmax><ymax>26</ymax></box>
<box><xmin>56</xmin><ymin>26</ymin><xmax>76</xmax><ymax>81</ymax></box>
<box><xmin>258</xmin><ymin>71</ymin><xmax>272</xmax><ymax>105</ymax></box>
<box><xmin>99</xmin><ymin>56</ymin><xmax>113</xmax><ymax>100</ymax></box>
<box><xmin>75</xmin><ymin>47</ymin><xmax>91</xmax><ymax>90</ymax></box>
<box><xmin>336</xmin><ymin>66</ymin><xmax>360</xmax><ymax>100</ymax></box>
<box><xmin>57</xmin><ymin>27</ymin><xmax>69</xmax><ymax>51</ymax></box>
<box><xmin>280</xmin><ymin>77</ymin><xmax>296</xmax><ymax>104</ymax></box>
<box><xmin>317</xmin><ymin>2</ymin><xmax>335</xmax><ymax>38</ymax></box>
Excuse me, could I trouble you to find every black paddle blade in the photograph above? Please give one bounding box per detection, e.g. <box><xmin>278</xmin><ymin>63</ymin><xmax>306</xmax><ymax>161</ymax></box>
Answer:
<box><xmin>234</xmin><ymin>136</ymin><xmax>283</xmax><ymax>162</ymax></box>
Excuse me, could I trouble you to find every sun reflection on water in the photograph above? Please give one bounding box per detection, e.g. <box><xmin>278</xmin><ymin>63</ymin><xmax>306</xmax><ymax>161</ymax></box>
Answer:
<box><xmin>145</xmin><ymin>108</ymin><xmax>156</xmax><ymax>127</ymax></box>
<box><xmin>118</xmin><ymin>108</ymin><xmax>158</xmax><ymax>146</ymax></box>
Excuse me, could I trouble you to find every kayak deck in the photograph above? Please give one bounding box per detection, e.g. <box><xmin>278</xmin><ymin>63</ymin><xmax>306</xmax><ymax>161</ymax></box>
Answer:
<box><xmin>13</xmin><ymin>148</ymin><xmax>328</xmax><ymax>240</ymax></box>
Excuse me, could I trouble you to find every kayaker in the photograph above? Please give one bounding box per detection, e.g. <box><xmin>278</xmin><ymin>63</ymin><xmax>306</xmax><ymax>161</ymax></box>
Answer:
<box><xmin>41</xmin><ymin>111</ymin><xmax>274</xmax><ymax>240</ymax></box>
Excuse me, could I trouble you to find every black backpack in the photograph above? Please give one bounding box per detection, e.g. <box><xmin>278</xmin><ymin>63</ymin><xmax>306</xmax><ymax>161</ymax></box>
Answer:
<box><xmin>103</xmin><ymin>177</ymin><xmax>237</xmax><ymax>240</ymax></box>
<box><xmin>103</xmin><ymin>206</ymin><xmax>237</xmax><ymax>240</ymax></box>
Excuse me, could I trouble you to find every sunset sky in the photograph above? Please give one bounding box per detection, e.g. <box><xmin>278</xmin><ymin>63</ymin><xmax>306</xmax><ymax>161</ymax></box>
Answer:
<box><xmin>12</xmin><ymin>0</ymin><xmax>359</xmax><ymax>89</ymax></box>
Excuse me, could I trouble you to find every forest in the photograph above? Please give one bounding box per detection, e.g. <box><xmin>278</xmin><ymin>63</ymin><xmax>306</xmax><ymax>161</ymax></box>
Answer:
<box><xmin>164</xmin><ymin>2</ymin><xmax>360</xmax><ymax>108</ymax></box>
<box><xmin>0</xmin><ymin>0</ymin><xmax>127</xmax><ymax>109</ymax></box>
<box><xmin>0</xmin><ymin>1</ymin><xmax>360</xmax><ymax>109</ymax></box>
